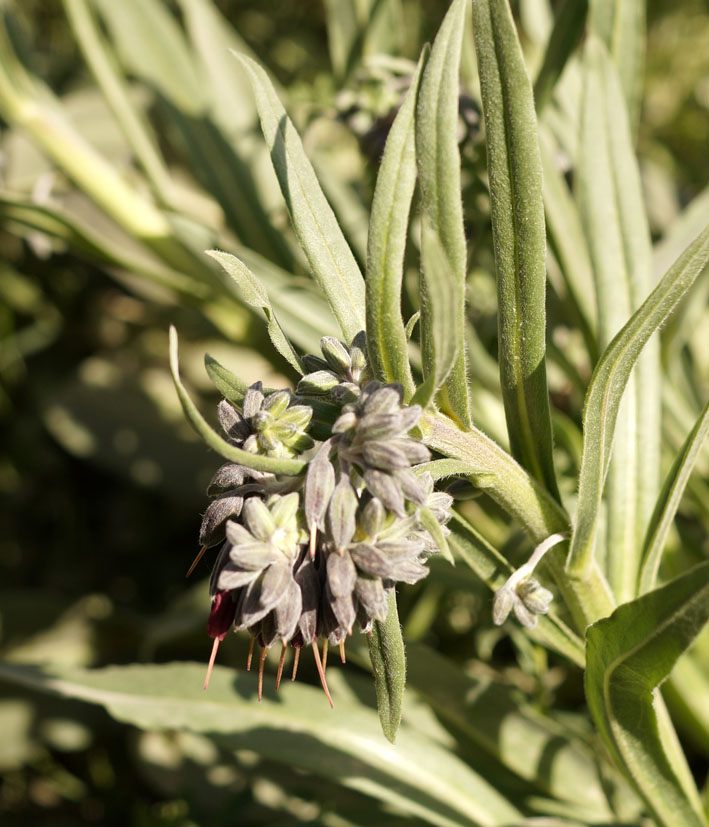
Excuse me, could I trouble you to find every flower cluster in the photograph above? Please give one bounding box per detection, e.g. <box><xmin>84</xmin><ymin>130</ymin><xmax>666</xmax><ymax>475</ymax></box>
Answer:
<box><xmin>193</xmin><ymin>333</ymin><xmax>453</xmax><ymax>704</ymax></box>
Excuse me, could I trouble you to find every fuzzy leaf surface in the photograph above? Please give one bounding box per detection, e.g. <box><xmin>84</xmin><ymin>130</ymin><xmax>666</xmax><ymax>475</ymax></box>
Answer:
<box><xmin>639</xmin><ymin>400</ymin><xmax>709</xmax><ymax>593</ymax></box>
<box><xmin>585</xmin><ymin>562</ymin><xmax>709</xmax><ymax>826</ymax></box>
<box><xmin>416</xmin><ymin>0</ymin><xmax>472</xmax><ymax>427</ymax></box>
<box><xmin>233</xmin><ymin>53</ymin><xmax>366</xmax><ymax>343</ymax></box>
<box><xmin>567</xmin><ymin>225</ymin><xmax>709</xmax><ymax>577</ymax></box>
<box><xmin>472</xmin><ymin>0</ymin><xmax>558</xmax><ymax>496</ymax></box>
<box><xmin>206</xmin><ymin>250</ymin><xmax>303</xmax><ymax>374</ymax></box>
<box><xmin>367</xmin><ymin>591</ymin><xmax>406</xmax><ymax>744</ymax></box>
<box><xmin>365</xmin><ymin>49</ymin><xmax>427</xmax><ymax>397</ymax></box>
<box><xmin>576</xmin><ymin>38</ymin><xmax>659</xmax><ymax>599</ymax></box>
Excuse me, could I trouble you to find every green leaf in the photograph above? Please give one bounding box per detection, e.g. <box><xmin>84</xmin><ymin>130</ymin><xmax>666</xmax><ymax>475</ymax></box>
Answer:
<box><xmin>93</xmin><ymin>0</ymin><xmax>206</xmax><ymax>117</ymax></box>
<box><xmin>576</xmin><ymin>38</ymin><xmax>660</xmax><ymax>600</ymax></box>
<box><xmin>365</xmin><ymin>49</ymin><xmax>428</xmax><ymax>398</ymax></box>
<box><xmin>168</xmin><ymin>326</ymin><xmax>305</xmax><ymax>476</ymax></box>
<box><xmin>585</xmin><ymin>562</ymin><xmax>709</xmax><ymax>827</ymax></box>
<box><xmin>416</xmin><ymin>0</ymin><xmax>472</xmax><ymax>428</ymax></box>
<box><xmin>655</xmin><ymin>186</ymin><xmax>709</xmax><ymax>365</ymax></box>
<box><xmin>539</xmin><ymin>132</ymin><xmax>597</xmax><ymax>358</ymax></box>
<box><xmin>403</xmin><ymin>642</ymin><xmax>637</xmax><ymax>821</ymax></box>
<box><xmin>472</xmin><ymin>0</ymin><xmax>559</xmax><ymax>498</ymax></box>
<box><xmin>589</xmin><ymin>0</ymin><xmax>645</xmax><ymax>136</ymax></box>
<box><xmin>203</xmin><ymin>353</ymin><xmax>249</xmax><ymax>405</ymax></box>
<box><xmin>324</xmin><ymin>0</ymin><xmax>400</xmax><ymax>84</ymax></box>
<box><xmin>206</xmin><ymin>250</ymin><xmax>303</xmax><ymax>375</ymax></box>
<box><xmin>0</xmin><ymin>662</ymin><xmax>522</xmax><ymax>827</ymax></box>
<box><xmin>566</xmin><ymin>226</ymin><xmax>709</xmax><ymax>579</ymax></box>
<box><xmin>0</xmin><ymin>196</ymin><xmax>211</xmax><ymax>299</ymax></box>
<box><xmin>639</xmin><ymin>400</ymin><xmax>709</xmax><ymax>593</ymax></box>
<box><xmin>233</xmin><ymin>52</ymin><xmax>366</xmax><ymax>344</ymax></box>
<box><xmin>533</xmin><ymin>0</ymin><xmax>588</xmax><ymax>113</ymax></box>
<box><xmin>367</xmin><ymin>592</ymin><xmax>406</xmax><ymax>744</ymax></box>
<box><xmin>410</xmin><ymin>221</ymin><xmax>460</xmax><ymax>412</ymax></box>
<box><xmin>174</xmin><ymin>0</ymin><xmax>297</xmax><ymax>269</ymax></box>
<box><xmin>63</xmin><ymin>0</ymin><xmax>174</xmax><ymax>206</ymax></box>
<box><xmin>230</xmin><ymin>245</ymin><xmax>340</xmax><ymax>355</ymax></box>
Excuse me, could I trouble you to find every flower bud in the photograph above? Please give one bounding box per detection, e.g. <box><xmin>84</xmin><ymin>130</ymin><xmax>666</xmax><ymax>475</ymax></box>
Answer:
<box><xmin>297</xmin><ymin>371</ymin><xmax>340</xmax><ymax>395</ymax></box>
<box><xmin>320</xmin><ymin>336</ymin><xmax>351</xmax><ymax>373</ymax></box>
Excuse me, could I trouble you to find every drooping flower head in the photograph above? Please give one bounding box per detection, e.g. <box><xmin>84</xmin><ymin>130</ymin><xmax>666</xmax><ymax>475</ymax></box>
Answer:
<box><xmin>191</xmin><ymin>333</ymin><xmax>453</xmax><ymax>705</ymax></box>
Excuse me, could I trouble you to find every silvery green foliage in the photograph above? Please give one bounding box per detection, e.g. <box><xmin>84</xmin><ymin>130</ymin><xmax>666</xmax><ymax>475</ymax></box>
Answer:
<box><xmin>201</xmin><ymin>333</ymin><xmax>452</xmax><ymax>669</ymax></box>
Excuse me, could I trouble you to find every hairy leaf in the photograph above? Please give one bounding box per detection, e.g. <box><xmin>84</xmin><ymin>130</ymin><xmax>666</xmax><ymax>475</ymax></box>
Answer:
<box><xmin>576</xmin><ymin>38</ymin><xmax>659</xmax><ymax>600</ymax></box>
<box><xmin>586</xmin><ymin>562</ymin><xmax>709</xmax><ymax>826</ymax></box>
<box><xmin>567</xmin><ymin>225</ymin><xmax>709</xmax><ymax>578</ymax></box>
<box><xmin>472</xmin><ymin>0</ymin><xmax>558</xmax><ymax>497</ymax></box>
<box><xmin>411</xmin><ymin>222</ymin><xmax>460</xmax><ymax>412</ymax></box>
<box><xmin>206</xmin><ymin>250</ymin><xmax>303</xmax><ymax>374</ymax></box>
<box><xmin>233</xmin><ymin>53</ymin><xmax>366</xmax><ymax>343</ymax></box>
<box><xmin>416</xmin><ymin>0</ymin><xmax>472</xmax><ymax>427</ymax></box>
<box><xmin>639</xmin><ymin>401</ymin><xmax>709</xmax><ymax>593</ymax></box>
<box><xmin>365</xmin><ymin>49</ymin><xmax>427</xmax><ymax>398</ymax></box>
<box><xmin>367</xmin><ymin>592</ymin><xmax>406</xmax><ymax>744</ymax></box>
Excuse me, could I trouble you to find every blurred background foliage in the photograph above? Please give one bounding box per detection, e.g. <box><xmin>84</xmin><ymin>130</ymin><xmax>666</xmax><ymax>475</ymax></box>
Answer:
<box><xmin>0</xmin><ymin>0</ymin><xmax>707</xmax><ymax>824</ymax></box>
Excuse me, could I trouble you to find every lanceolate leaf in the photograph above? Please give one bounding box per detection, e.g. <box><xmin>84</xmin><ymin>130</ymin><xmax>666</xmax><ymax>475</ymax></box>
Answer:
<box><xmin>0</xmin><ymin>662</ymin><xmax>522</xmax><ymax>827</ymax></box>
<box><xmin>533</xmin><ymin>0</ymin><xmax>589</xmax><ymax>113</ymax></box>
<box><xmin>204</xmin><ymin>353</ymin><xmax>257</xmax><ymax>406</ymax></box>
<box><xmin>169</xmin><ymin>326</ymin><xmax>305</xmax><ymax>476</ymax></box>
<box><xmin>585</xmin><ymin>562</ymin><xmax>709</xmax><ymax>827</ymax></box>
<box><xmin>403</xmin><ymin>643</ymin><xmax>638</xmax><ymax>821</ymax></box>
<box><xmin>589</xmin><ymin>0</ymin><xmax>645</xmax><ymax>136</ymax></box>
<box><xmin>365</xmin><ymin>49</ymin><xmax>428</xmax><ymax>398</ymax></box>
<box><xmin>367</xmin><ymin>592</ymin><xmax>406</xmax><ymax>744</ymax></box>
<box><xmin>411</xmin><ymin>221</ymin><xmax>460</xmax><ymax>412</ymax></box>
<box><xmin>539</xmin><ymin>133</ymin><xmax>597</xmax><ymax>358</ymax></box>
<box><xmin>64</xmin><ymin>0</ymin><xmax>175</xmax><ymax>207</ymax></box>
<box><xmin>422</xmin><ymin>413</ymin><xmax>615</xmax><ymax>630</ymax></box>
<box><xmin>639</xmin><ymin>401</ymin><xmax>709</xmax><ymax>593</ymax></box>
<box><xmin>416</xmin><ymin>0</ymin><xmax>472</xmax><ymax>428</ymax></box>
<box><xmin>472</xmin><ymin>0</ymin><xmax>559</xmax><ymax>498</ymax></box>
<box><xmin>206</xmin><ymin>250</ymin><xmax>303</xmax><ymax>374</ymax></box>
<box><xmin>233</xmin><ymin>53</ymin><xmax>366</xmax><ymax>343</ymax></box>
<box><xmin>93</xmin><ymin>0</ymin><xmax>206</xmax><ymax>116</ymax></box>
<box><xmin>567</xmin><ymin>225</ymin><xmax>709</xmax><ymax>578</ymax></box>
<box><xmin>576</xmin><ymin>38</ymin><xmax>659</xmax><ymax>600</ymax></box>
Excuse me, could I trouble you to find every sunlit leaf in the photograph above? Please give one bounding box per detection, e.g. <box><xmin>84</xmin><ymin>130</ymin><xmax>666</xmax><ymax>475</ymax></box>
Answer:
<box><xmin>367</xmin><ymin>592</ymin><xmax>406</xmax><ymax>744</ymax></box>
<box><xmin>416</xmin><ymin>0</ymin><xmax>472</xmax><ymax>427</ymax></box>
<box><xmin>472</xmin><ymin>0</ymin><xmax>558</xmax><ymax>497</ymax></box>
<box><xmin>169</xmin><ymin>326</ymin><xmax>305</xmax><ymax>476</ymax></box>
<box><xmin>639</xmin><ymin>401</ymin><xmax>709</xmax><ymax>593</ymax></box>
<box><xmin>366</xmin><ymin>49</ymin><xmax>427</xmax><ymax>398</ymax></box>
<box><xmin>233</xmin><ymin>53</ymin><xmax>366</xmax><ymax>343</ymax></box>
<box><xmin>206</xmin><ymin>250</ymin><xmax>303</xmax><ymax>374</ymax></box>
<box><xmin>576</xmin><ymin>37</ymin><xmax>660</xmax><ymax>601</ymax></box>
<box><xmin>567</xmin><ymin>225</ymin><xmax>709</xmax><ymax>578</ymax></box>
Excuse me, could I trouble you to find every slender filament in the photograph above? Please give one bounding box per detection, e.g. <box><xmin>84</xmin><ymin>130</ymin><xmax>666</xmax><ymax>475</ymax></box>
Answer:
<box><xmin>186</xmin><ymin>545</ymin><xmax>207</xmax><ymax>577</ymax></box>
